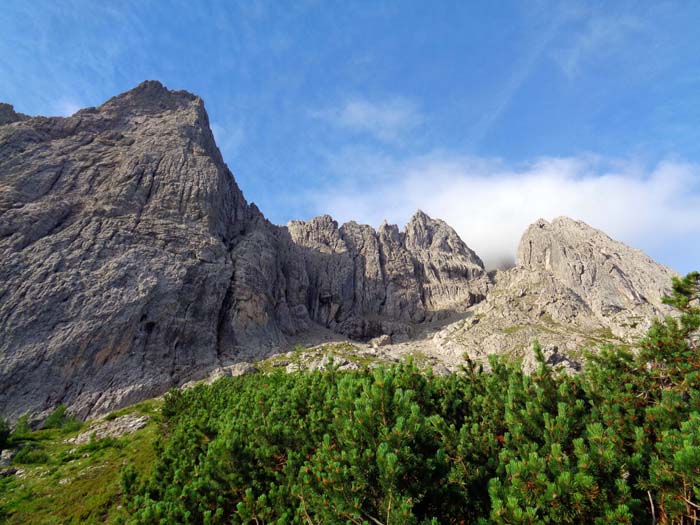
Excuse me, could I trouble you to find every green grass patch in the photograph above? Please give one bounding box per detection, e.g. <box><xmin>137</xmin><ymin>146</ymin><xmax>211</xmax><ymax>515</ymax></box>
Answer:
<box><xmin>0</xmin><ymin>403</ymin><xmax>160</xmax><ymax>525</ymax></box>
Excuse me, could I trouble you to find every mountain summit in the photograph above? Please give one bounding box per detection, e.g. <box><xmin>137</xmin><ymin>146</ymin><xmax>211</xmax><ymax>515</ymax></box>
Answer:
<box><xmin>0</xmin><ymin>82</ymin><xmax>676</xmax><ymax>420</ymax></box>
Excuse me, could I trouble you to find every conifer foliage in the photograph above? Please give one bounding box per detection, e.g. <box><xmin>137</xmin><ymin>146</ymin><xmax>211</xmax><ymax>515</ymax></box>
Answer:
<box><xmin>122</xmin><ymin>273</ymin><xmax>700</xmax><ymax>524</ymax></box>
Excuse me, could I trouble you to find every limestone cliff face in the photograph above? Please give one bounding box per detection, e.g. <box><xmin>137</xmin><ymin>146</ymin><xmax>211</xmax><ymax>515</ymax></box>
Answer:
<box><xmin>433</xmin><ymin>217</ymin><xmax>677</xmax><ymax>370</ymax></box>
<box><xmin>517</xmin><ymin>217</ymin><xmax>676</xmax><ymax>329</ymax></box>
<box><xmin>0</xmin><ymin>81</ymin><xmax>254</xmax><ymax>419</ymax></box>
<box><xmin>0</xmin><ymin>82</ymin><xmax>487</xmax><ymax>420</ymax></box>
<box><xmin>284</xmin><ymin>212</ymin><xmax>488</xmax><ymax>340</ymax></box>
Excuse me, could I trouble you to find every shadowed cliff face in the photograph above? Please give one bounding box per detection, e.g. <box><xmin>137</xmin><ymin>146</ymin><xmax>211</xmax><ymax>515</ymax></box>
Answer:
<box><xmin>282</xmin><ymin>213</ymin><xmax>489</xmax><ymax>340</ymax></box>
<box><xmin>0</xmin><ymin>81</ymin><xmax>487</xmax><ymax>420</ymax></box>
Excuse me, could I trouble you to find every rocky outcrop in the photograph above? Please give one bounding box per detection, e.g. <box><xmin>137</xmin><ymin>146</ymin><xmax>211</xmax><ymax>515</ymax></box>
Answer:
<box><xmin>0</xmin><ymin>103</ymin><xmax>28</xmax><ymax>126</ymax></box>
<box><xmin>431</xmin><ymin>217</ymin><xmax>677</xmax><ymax>368</ymax></box>
<box><xmin>0</xmin><ymin>81</ymin><xmax>254</xmax><ymax>420</ymax></box>
<box><xmin>0</xmin><ymin>81</ymin><xmax>487</xmax><ymax>421</ymax></box>
<box><xmin>66</xmin><ymin>414</ymin><xmax>150</xmax><ymax>445</ymax></box>
<box><xmin>517</xmin><ymin>217</ymin><xmax>676</xmax><ymax>331</ymax></box>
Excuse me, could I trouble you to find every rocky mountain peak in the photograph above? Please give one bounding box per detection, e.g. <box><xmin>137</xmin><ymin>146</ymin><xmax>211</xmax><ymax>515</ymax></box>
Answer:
<box><xmin>407</xmin><ymin>209</ymin><xmax>430</xmax><ymax>224</ymax></box>
<box><xmin>0</xmin><ymin>83</ymin><xmax>494</xmax><ymax>420</ymax></box>
<box><xmin>517</xmin><ymin>216</ymin><xmax>675</xmax><ymax>316</ymax></box>
<box><xmin>286</xmin><ymin>215</ymin><xmax>346</xmax><ymax>254</ymax></box>
<box><xmin>100</xmin><ymin>80</ymin><xmax>200</xmax><ymax>116</ymax></box>
<box><xmin>431</xmin><ymin>216</ymin><xmax>678</xmax><ymax>372</ymax></box>
<box><xmin>0</xmin><ymin>82</ymin><xmax>253</xmax><ymax>420</ymax></box>
<box><xmin>404</xmin><ymin>211</ymin><xmax>484</xmax><ymax>267</ymax></box>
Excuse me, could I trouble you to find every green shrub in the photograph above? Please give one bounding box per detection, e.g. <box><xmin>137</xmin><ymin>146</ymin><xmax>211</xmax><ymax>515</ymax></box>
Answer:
<box><xmin>13</xmin><ymin>444</ymin><xmax>49</xmax><ymax>465</ymax></box>
<box><xmin>120</xmin><ymin>464</ymin><xmax>139</xmax><ymax>498</ymax></box>
<box><xmin>10</xmin><ymin>414</ymin><xmax>32</xmax><ymax>443</ymax></box>
<box><xmin>42</xmin><ymin>404</ymin><xmax>67</xmax><ymax>429</ymax></box>
<box><xmin>120</xmin><ymin>272</ymin><xmax>700</xmax><ymax>525</ymax></box>
<box><xmin>42</xmin><ymin>404</ymin><xmax>82</xmax><ymax>433</ymax></box>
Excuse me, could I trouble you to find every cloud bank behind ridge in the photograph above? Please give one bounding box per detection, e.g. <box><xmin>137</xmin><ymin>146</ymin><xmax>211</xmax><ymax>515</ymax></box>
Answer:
<box><xmin>306</xmin><ymin>153</ymin><xmax>700</xmax><ymax>274</ymax></box>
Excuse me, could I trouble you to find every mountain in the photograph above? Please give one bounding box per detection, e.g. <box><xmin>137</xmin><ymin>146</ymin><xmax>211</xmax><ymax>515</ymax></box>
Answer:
<box><xmin>0</xmin><ymin>82</ymin><xmax>676</xmax><ymax>420</ymax></box>
<box><xmin>432</xmin><ymin>217</ymin><xmax>677</xmax><ymax>370</ymax></box>
<box><xmin>0</xmin><ymin>82</ymin><xmax>488</xmax><ymax>420</ymax></box>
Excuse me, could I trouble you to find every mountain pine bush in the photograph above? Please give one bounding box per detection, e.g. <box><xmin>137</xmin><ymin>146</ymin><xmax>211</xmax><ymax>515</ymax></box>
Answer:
<box><xmin>121</xmin><ymin>272</ymin><xmax>700</xmax><ymax>524</ymax></box>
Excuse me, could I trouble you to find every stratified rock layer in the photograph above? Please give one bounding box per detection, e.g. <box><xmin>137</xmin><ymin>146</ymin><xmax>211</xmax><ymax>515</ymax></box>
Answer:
<box><xmin>0</xmin><ymin>81</ymin><xmax>487</xmax><ymax>420</ymax></box>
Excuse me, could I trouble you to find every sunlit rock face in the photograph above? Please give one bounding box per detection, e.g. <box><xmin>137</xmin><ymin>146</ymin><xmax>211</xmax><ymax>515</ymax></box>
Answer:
<box><xmin>433</xmin><ymin>217</ymin><xmax>677</xmax><ymax>370</ymax></box>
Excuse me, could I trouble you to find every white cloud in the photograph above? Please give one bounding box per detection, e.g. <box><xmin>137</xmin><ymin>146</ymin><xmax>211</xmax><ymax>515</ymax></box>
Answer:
<box><xmin>313</xmin><ymin>96</ymin><xmax>422</xmax><ymax>143</ymax></box>
<box><xmin>305</xmin><ymin>152</ymin><xmax>700</xmax><ymax>272</ymax></box>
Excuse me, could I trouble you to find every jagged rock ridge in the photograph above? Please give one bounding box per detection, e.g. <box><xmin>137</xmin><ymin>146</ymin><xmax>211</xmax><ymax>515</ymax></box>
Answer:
<box><xmin>0</xmin><ymin>81</ymin><xmax>488</xmax><ymax>420</ymax></box>
<box><xmin>284</xmin><ymin>212</ymin><xmax>488</xmax><ymax>339</ymax></box>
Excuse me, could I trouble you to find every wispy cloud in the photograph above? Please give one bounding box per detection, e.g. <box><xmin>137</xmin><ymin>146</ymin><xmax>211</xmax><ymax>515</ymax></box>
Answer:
<box><xmin>312</xmin><ymin>96</ymin><xmax>423</xmax><ymax>143</ymax></box>
<box><xmin>469</xmin><ymin>12</ymin><xmax>563</xmax><ymax>146</ymax></box>
<box><xmin>553</xmin><ymin>11</ymin><xmax>645</xmax><ymax>79</ymax></box>
<box><xmin>52</xmin><ymin>99</ymin><xmax>84</xmax><ymax>117</ymax></box>
<box><xmin>305</xmin><ymin>151</ymin><xmax>700</xmax><ymax>273</ymax></box>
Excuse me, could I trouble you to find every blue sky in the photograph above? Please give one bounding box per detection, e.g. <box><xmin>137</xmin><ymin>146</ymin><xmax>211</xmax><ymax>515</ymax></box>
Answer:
<box><xmin>1</xmin><ymin>1</ymin><xmax>699</xmax><ymax>272</ymax></box>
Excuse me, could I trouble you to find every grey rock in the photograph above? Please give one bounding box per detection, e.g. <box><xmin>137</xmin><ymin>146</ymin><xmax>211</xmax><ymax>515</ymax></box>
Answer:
<box><xmin>517</xmin><ymin>217</ymin><xmax>676</xmax><ymax>330</ymax></box>
<box><xmin>284</xmin><ymin>211</ymin><xmax>488</xmax><ymax>340</ymax></box>
<box><xmin>1</xmin><ymin>81</ymin><xmax>251</xmax><ymax>421</ymax></box>
<box><xmin>430</xmin><ymin>364</ymin><xmax>452</xmax><ymax>376</ymax></box>
<box><xmin>0</xmin><ymin>103</ymin><xmax>29</xmax><ymax>126</ymax></box>
<box><xmin>66</xmin><ymin>414</ymin><xmax>150</xmax><ymax>445</ymax></box>
<box><xmin>0</xmin><ymin>448</ymin><xmax>16</xmax><ymax>467</ymax></box>
<box><xmin>521</xmin><ymin>345</ymin><xmax>582</xmax><ymax>375</ymax></box>
<box><xmin>431</xmin><ymin>217</ymin><xmax>677</xmax><ymax>370</ymax></box>
<box><xmin>309</xmin><ymin>354</ymin><xmax>349</xmax><ymax>371</ymax></box>
<box><xmin>0</xmin><ymin>467</ymin><xmax>19</xmax><ymax>478</ymax></box>
<box><xmin>3</xmin><ymin>83</ymin><xmax>488</xmax><ymax>420</ymax></box>
<box><xmin>370</xmin><ymin>335</ymin><xmax>392</xmax><ymax>347</ymax></box>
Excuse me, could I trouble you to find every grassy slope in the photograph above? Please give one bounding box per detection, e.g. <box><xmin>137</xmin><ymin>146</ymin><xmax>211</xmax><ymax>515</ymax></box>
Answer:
<box><xmin>0</xmin><ymin>343</ymin><xmax>382</xmax><ymax>525</ymax></box>
<box><xmin>0</xmin><ymin>400</ymin><xmax>161</xmax><ymax>524</ymax></box>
